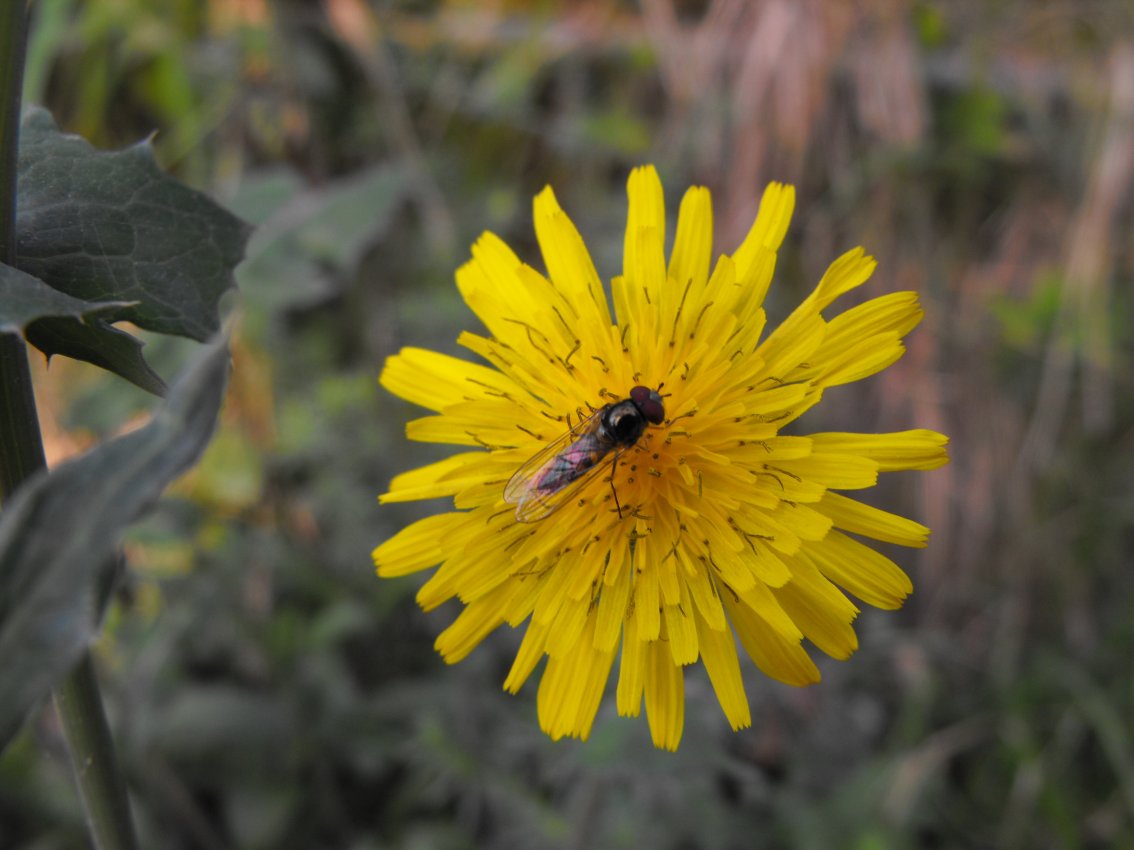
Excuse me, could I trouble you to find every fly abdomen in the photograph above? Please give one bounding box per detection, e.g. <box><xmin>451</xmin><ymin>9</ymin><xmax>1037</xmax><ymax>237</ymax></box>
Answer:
<box><xmin>535</xmin><ymin>435</ymin><xmax>604</xmax><ymax>492</ymax></box>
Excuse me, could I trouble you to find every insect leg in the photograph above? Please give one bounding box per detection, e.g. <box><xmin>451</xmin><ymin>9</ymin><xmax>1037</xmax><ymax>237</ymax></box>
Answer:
<box><xmin>609</xmin><ymin>453</ymin><xmax>623</xmax><ymax>519</ymax></box>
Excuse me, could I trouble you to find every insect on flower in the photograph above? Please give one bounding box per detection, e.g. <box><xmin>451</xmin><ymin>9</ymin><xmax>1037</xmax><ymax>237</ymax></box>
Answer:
<box><xmin>504</xmin><ymin>386</ymin><xmax>665</xmax><ymax>522</ymax></box>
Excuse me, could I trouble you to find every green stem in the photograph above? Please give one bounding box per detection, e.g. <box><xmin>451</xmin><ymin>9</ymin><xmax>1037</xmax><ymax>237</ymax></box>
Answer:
<box><xmin>0</xmin><ymin>5</ymin><xmax>139</xmax><ymax>849</ymax></box>
<box><xmin>52</xmin><ymin>657</ymin><xmax>140</xmax><ymax>850</ymax></box>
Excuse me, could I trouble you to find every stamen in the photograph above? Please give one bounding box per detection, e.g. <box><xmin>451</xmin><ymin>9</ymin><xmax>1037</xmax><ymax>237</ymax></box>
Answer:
<box><xmin>551</xmin><ymin>304</ymin><xmax>575</xmax><ymax>336</ymax></box>
<box><xmin>467</xmin><ymin>432</ymin><xmax>512</xmax><ymax>450</ymax></box>
<box><xmin>755</xmin><ymin>410</ymin><xmax>794</xmax><ymax>424</ymax></box>
<box><xmin>562</xmin><ymin>339</ymin><xmax>582</xmax><ymax>369</ymax></box>
<box><xmin>668</xmin><ymin>278</ymin><xmax>693</xmax><ymax>347</ymax></box>
<box><xmin>763</xmin><ymin>464</ymin><xmax>802</xmax><ymax>483</ymax></box>
<box><xmin>502</xmin><ymin>318</ymin><xmax>557</xmax><ymax>363</ymax></box>
<box><xmin>505</xmin><ymin>530</ymin><xmax>536</xmax><ymax>551</ymax></box>
<box><xmin>465</xmin><ymin>377</ymin><xmax>514</xmax><ymax>400</ymax></box>
<box><xmin>689</xmin><ymin>301</ymin><xmax>713</xmax><ymax>339</ymax></box>
<box><xmin>756</xmin><ymin>471</ymin><xmax>785</xmax><ymax>489</ymax></box>
<box><xmin>719</xmin><ymin>578</ymin><xmax>740</xmax><ymax>603</ymax></box>
<box><xmin>728</xmin><ymin>517</ymin><xmax>775</xmax><ymax>552</ymax></box>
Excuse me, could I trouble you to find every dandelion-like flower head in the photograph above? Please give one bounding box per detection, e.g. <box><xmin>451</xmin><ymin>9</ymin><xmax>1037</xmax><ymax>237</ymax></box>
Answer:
<box><xmin>374</xmin><ymin>166</ymin><xmax>948</xmax><ymax>749</ymax></box>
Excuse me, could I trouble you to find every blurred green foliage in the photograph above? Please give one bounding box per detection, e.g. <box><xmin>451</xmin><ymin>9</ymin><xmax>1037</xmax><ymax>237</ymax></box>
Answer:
<box><xmin>5</xmin><ymin>1</ymin><xmax>1134</xmax><ymax>848</ymax></box>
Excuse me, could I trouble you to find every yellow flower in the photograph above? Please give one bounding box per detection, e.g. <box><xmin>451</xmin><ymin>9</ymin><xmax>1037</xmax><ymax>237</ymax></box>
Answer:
<box><xmin>373</xmin><ymin>166</ymin><xmax>948</xmax><ymax>750</ymax></box>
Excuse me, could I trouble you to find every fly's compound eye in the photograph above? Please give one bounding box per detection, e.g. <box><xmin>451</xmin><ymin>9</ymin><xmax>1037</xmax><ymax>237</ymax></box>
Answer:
<box><xmin>629</xmin><ymin>386</ymin><xmax>665</xmax><ymax>424</ymax></box>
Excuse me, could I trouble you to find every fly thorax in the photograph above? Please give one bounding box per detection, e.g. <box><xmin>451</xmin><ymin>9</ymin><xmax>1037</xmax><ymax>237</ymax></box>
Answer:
<box><xmin>604</xmin><ymin>401</ymin><xmax>646</xmax><ymax>446</ymax></box>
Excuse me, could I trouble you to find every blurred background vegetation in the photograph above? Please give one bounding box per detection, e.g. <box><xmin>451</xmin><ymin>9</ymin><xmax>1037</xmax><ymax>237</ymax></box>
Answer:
<box><xmin>4</xmin><ymin>0</ymin><xmax>1134</xmax><ymax>847</ymax></box>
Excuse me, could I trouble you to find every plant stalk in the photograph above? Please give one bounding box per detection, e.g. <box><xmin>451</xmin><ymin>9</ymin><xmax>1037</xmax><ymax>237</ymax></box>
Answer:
<box><xmin>0</xmin><ymin>4</ymin><xmax>139</xmax><ymax>849</ymax></box>
<box><xmin>52</xmin><ymin>655</ymin><xmax>140</xmax><ymax>850</ymax></box>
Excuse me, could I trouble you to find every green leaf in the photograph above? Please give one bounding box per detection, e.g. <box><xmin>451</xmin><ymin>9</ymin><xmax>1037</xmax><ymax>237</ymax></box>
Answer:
<box><xmin>235</xmin><ymin>163</ymin><xmax>406</xmax><ymax>312</ymax></box>
<box><xmin>0</xmin><ymin>334</ymin><xmax>230</xmax><ymax>753</ymax></box>
<box><xmin>24</xmin><ymin>316</ymin><xmax>167</xmax><ymax>396</ymax></box>
<box><xmin>0</xmin><ymin>260</ymin><xmax>161</xmax><ymax>396</ymax></box>
<box><xmin>0</xmin><ymin>260</ymin><xmax>129</xmax><ymax>333</ymax></box>
<box><xmin>15</xmin><ymin>107</ymin><xmax>250</xmax><ymax>340</ymax></box>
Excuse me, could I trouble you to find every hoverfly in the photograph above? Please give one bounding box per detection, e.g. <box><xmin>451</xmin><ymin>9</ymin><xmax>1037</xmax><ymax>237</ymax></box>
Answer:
<box><xmin>504</xmin><ymin>386</ymin><xmax>665</xmax><ymax>522</ymax></box>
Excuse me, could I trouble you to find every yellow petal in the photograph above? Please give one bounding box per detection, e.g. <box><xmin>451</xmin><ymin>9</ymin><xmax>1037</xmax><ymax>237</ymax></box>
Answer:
<box><xmin>817</xmin><ymin>491</ymin><xmax>930</xmax><ymax>547</ymax></box>
<box><xmin>531</xmin><ymin>553</ymin><xmax>577</xmax><ymax>626</ymax></box>
<box><xmin>746</xmin><ymin>381</ymin><xmax>814</xmax><ymax>417</ymax></box>
<box><xmin>668</xmin><ymin>186</ymin><xmax>713</xmax><ymax>291</ymax></box>
<box><xmin>770</xmin><ymin>453</ymin><xmax>879</xmax><ymax>490</ymax></box>
<box><xmin>404</xmin><ymin>414</ymin><xmax>487</xmax><ymax>447</ymax></box>
<box><xmin>723</xmin><ymin>591</ymin><xmax>820</xmax><ymax>687</ymax></box>
<box><xmin>808</xmin><ymin>247</ymin><xmax>877</xmax><ymax>311</ymax></box>
<box><xmin>663</xmin><ymin>579</ymin><xmax>699</xmax><ymax>665</ymax></box>
<box><xmin>411</xmin><ymin>511</ymin><xmax>522</xmax><ymax>609</ymax></box>
<box><xmin>434</xmin><ymin>588</ymin><xmax>508</xmax><ymax>663</ymax></box>
<box><xmin>372</xmin><ymin>512</ymin><xmax>466</xmax><ymax>577</ymax></box>
<box><xmin>811</xmin><ymin>332</ymin><xmax>907</xmax><ymax>387</ymax></box>
<box><xmin>380</xmin><ymin>452</ymin><xmax>488</xmax><ymax>503</ymax></box>
<box><xmin>533</xmin><ymin>185</ymin><xmax>612</xmax><ymax>328</ymax></box>
<box><xmin>546</xmin><ymin>596</ymin><xmax>590</xmax><ymax>658</ymax></box>
<box><xmin>504</xmin><ymin>618</ymin><xmax>548</xmax><ymax>693</ymax></box>
<box><xmin>757</xmin><ymin>311</ymin><xmax>827</xmax><ymax>381</ymax></box>
<box><xmin>594</xmin><ymin>548</ymin><xmax>633</xmax><ymax>652</ymax></box>
<box><xmin>772</xmin><ymin>502</ymin><xmax>834</xmax><ymax>543</ymax></box>
<box><xmin>735</xmin><ymin>579</ymin><xmax>803</xmax><ymax>641</ymax></box>
<box><xmin>623</xmin><ymin>165</ymin><xmax>666</xmax><ymax>285</ymax></box>
<box><xmin>808</xmin><ymin>430</ymin><xmax>949</xmax><ymax>472</ymax></box>
<box><xmin>824</xmin><ymin>290</ymin><xmax>923</xmax><ymax>344</ymax></box>
<box><xmin>696</xmin><ymin>614</ymin><xmax>751</xmax><ymax>730</ymax></box>
<box><xmin>644</xmin><ymin>637</ymin><xmax>684</xmax><ymax>750</ymax></box>
<box><xmin>732</xmin><ymin>182</ymin><xmax>795</xmax><ymax>298</ymax></box>
<box><xmin>634</xmin><ymin>562</ymin><xmax>662</xmax><ymax>641</ymax></box>
<box><xmin>684</xmin><ymin>562</ymin><xmax>728</xmax><ymax>632</ymax></box>
<box><xmin>804</xmin><ymin>530</ymin><xmax>913</xmax><ymax>609</ymax></box>
<box><xmin>537</xmin><ymin>615</ymin><xmax>616</xmax><ymax>741</ymax></box>
<box><xmin>616</xmin><ymin>612</ymin><xmax>646</xmax><ymax>716</ymax></box>
<box><xmin>380</xmin><ymin>347</ymin><xmax>518</xmax><ymax>412</ymax></box>
<box><xmin>771</xmin><ymin>556</ymin><xmax>860</xmax><ymax>660</ymax></box>
<box><xmin>456</xmin><ymin>233</ymin><xmax>552</xmax><ymax>343</ymax></box>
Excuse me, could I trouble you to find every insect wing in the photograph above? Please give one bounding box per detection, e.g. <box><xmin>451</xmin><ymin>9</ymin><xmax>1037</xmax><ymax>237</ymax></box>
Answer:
<box><xmin>504</xmin><ymin>409</ymin><xmax>615</xmax><ymax>522</ymax></box>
